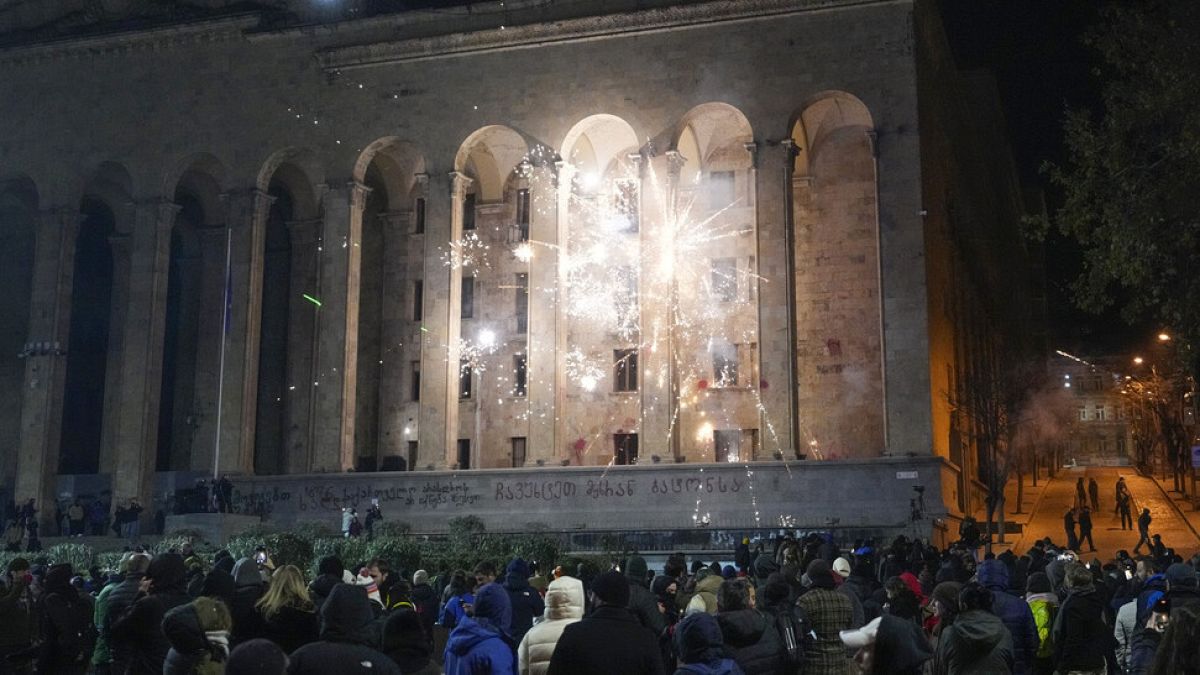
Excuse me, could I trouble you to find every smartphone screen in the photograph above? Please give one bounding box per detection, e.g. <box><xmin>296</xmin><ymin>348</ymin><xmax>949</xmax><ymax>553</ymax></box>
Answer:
<box><xmin>1125</xmin><ymin>570</ymin><xmax>1133</xmax><ymax>580</ymax></box>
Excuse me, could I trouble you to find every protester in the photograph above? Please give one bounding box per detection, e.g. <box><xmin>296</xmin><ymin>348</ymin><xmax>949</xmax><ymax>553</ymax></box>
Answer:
<box><xmin>1146</xmin><ymin>604</ymin><xmax>1200</xmax><ymax>675</ymax></box>
<box><xmin>307</xmin><ymin>556</ymin><xmax>344</xmax><ymax>609</ymax></box>
<box><xmin>1134</xmin><ymin>508</ymin><xmax>1153</xmax><ymax>554</ymax></box>
<box><xmin>975</xmin><ymin>558</ymin><xmax>1038</xmax><ymax>675</ymax></box>
<box><xmin>518</xmin><ymin>575</ymin><xmax>584</xmax><ymax>675</ymax></box>
<box><xmin>0</xmin><ymin>557</ymin><xmax>37</xmax><ymax>672</ymax></box>
<box><xmin>230</xmin><ymin>557</ymin><xmax>267</xmax><ymax>646</ymax></box>
<box><xmin>444</xmin><ymin>581</ymin><xmax>517</xmax><ymax>674</ymax></box>
<box><xmin>381</xmin><ymin>607</ymin><xmax>440</xmax><ymax>675</ymax></box>
<box><xmin>625</xmin><ymin>555</ymin><xmax>667</xmax><ymax>638</ymax></box>
<box><xmin>796</xmin><ymin>559</ymin><xmax>854</xmax><ymax>675</ymax></box>
<box><xmin>713</xmin><ymin>577</ymin><xmax>783</xmax><ymax>674</ymax></box>
<box><xmin>411</xmin><ymin>569</ymin><xmax>440</xmax><ymax>637</ymax></box>
<box><xmin>504</xmin><ymin>558</ymin><xmax>546</xmax><ymax>644</ymax></box>
<box><xmin>1023</xmin><ymin>572</ymin><xmax>1058</xmax><ymax>675</ymax></box>
<box><xmin>546</xmin><ymin>571</ymin><xmax>664</xmax><ymax>675</ymax></box>
<box><xmin>109</xmin><ymin>552</ymin><xmax>192</xmax><ymax>674</ymax></box>
<box><xmin>674</xmin><ymin>612</ymin><xmax>745</xmax><ymax>675</ymax></box>
<box><xmin>840</xmin><ymin>614</ymin><xmax>933</xmax><ymax>675</ymax></box>
<box><xmin>256</xmin><ymin>565</ymin><xmax>318</xmax><ymax>655</ymax></box>
<box><xmin>94</xmin><ymin>552</ymin><xmax>151</xmax><ymax>673</ymax></box>
<box><xmin>1051</xmin><ymin>562</ymin><xmax>1108</xmax><ymax>675</ymax></box>
<box><xmin>287</xmin><ymin>584</ymin><xmax>401</xmax><ymax>674</ymax></box>
<box><xmin>162</xmin><ymin>596</ymin><xmax>232</xmax><ymax>674</ymax></box>
<box><xmin>933</xmin><ymin>581</ymin><xmax>1013</xmax><ymax>673</ymax></box>
<box><xmin>440</xmin><ymin>569</ymin><xmax>477</xmax><ymax>630</ymax></box>
<box><xmin>36</xmin><ymin>563</ymin><xmax>95</xmax><ymax>675</ymax></box>
<box><xmin>226</xmin><ymin>639</ymin><xmax>288</xmax><ymax>675</ymax></box>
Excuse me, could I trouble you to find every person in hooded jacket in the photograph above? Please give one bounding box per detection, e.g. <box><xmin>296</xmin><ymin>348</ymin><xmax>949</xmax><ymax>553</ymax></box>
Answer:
<box><xmin>441</xmin><ymin>569</ymin><xmax>477</xmax><ymax>629</ymax></box>
<box><xmin>1023</xmin><ymin>572</ymin><xmax>1057</xmax><ymax>675</ymax></box>
<box><xmin>975</xmin><ymin>558</ymin><xmax>1038</xmax><ymax>675</ymax></box>
<box><xmin>518</xmin><ymin>575</ymin><xmax>584</xmax><ymax>675</ymax></box>
<box><xmin>713</xmin><ymin>578</ymin><xmax>784</xmax><ymax>675</ymax></box>
<box><xmin>840</xmin><ymin>614</ymin><xmax>933</xmax><ymax>675</ymax></box>
<box><xmin>94</xmin><ymin>552</ymin><xmax>151</xmax><ymax>673</ymax></box>
<box><xmin>36</xmin><ymin>562</ymin><xmax>95</xmax><ymax>675</ymax></box>
<box><xmin>199</xmin><ymin>568</ymin><xmax>237</xmax><ymax>607</ymax></box>
<box><xmin>503</xmin><ymin>558</ymin><xmax>545</xmax><ymax>644</ymax></box>
<box><xmin>932</xmin><ymin>582</ymin><xmax>1014</xmax><ymax>675</ymax></box>
<box><xmin>111</xmin><ymin>552</ymin><xmax>193</xmax><ymax>674</ymax></box>
<box><xmin>307</xmin><ymin>556</ymin><xmax>344</xmax><ymax>610</ymax></box>
<box><xmin>287</xmin><ymin>584</ymin><xmax>400</xmax><ymax>674</ymax></box>
<box><xmin>381</xmin><ymin>607</ymin><xmax>440</xmax><ymax>675</ymax></box>
<box><xmin>546</xmin><ymin>571</ymin><xmax>664</xmax><ymax>675</ymax></box>
<box><xmin>1051</xmin><ymin>563</ymin><xmax>1109</xmax><ymax>675</ymax></box>
<box><xmin>687</xmin><ymin>569</ymin><xmax>725</xmax><ymax>615</ymax></box>
<box><xmin>674</xmin><ymin>612</ymin><xmax>744</xmax><ymax>675</ymax></box>
<box><xmin>163</xmin><ymin>596</ymin><xmax>232</xmax><ymax>675</ymax></box>
<box><xmin>444</xmin><ymin>581</ymin><xmax>517</xmax><ymax>674</ymax></box>
<box><xmin>627</xmin><ymin>555</ymin><xmax>668</xmax><ymax>637</ymax></box>
<box><xmin>230</xmin><ymin>558</ymin><xmax>267</xmax><ymax>646</ymax></box>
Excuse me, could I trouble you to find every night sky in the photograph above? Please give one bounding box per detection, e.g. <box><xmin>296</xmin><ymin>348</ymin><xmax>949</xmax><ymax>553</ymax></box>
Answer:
<box><xmin>938</xmin><ymin>0</ymin><xmax>1147</xmax><ymax>356</ymax></box>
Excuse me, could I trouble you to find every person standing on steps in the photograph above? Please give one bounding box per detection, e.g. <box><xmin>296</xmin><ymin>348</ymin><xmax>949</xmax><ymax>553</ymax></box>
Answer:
<box><xmin>1077</xmin><ymin>507</ymin><xmax>1095</xmax><ymax>553</ymax></box>
<box><xmin>1087</xmin><ymin>478</ymin><xmax>1099</xmax><ymax>512</ymax></box>
<box><xmin>1132</xmin><ymin>508</ymin><xmax>1152</xmax><ymax>554</ymax></box>
<box><xmin>1063</xmin><ymin>508</ymin><xmax>1079</xmax><ymax>552</ymax></box>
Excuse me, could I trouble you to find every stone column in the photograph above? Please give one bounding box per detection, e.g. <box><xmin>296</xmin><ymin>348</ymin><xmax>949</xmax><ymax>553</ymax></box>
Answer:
<box><xmin>418</xmin><ymin>172</ymin><xmax>468</xmax><ymax>469</ymax></box>
<box><xmin>112</xmin><ymin>200</ymin><xmax>179</xmax><ymax>524</ymax></box>
<box><xmin>208</xmin><ymin>189</ymin><xmax>275</xmax><ymax>476</ymax></box>
<box><xmin>377</xmin><ymin>208</ymin><xmax>411</xmax><ymax>466</ymax></box>
<box><xmin>14</xmin><ymin>207</ymin><xmax>79</xmax><ymax>528</ymax></box>
<box><xmin>755</xmin><ymin>141</ymin><xmax>797</xmax><ymax>457</ymax></box>
<box><xmin>639</xmin><ymin>151</ymin><xmax>683</xmax><ymax>460</ymax></box>
<box><xmin>525</xmin><ymin>162</ymin><xmax>558</xmax><ymax>465</ymax></box>
<box><xmin>283</xmin><ymin>217</ymin><xmax>322</xmax><ymax>474</ymax></box>
<box><xmin>311</xmin><ymin>182</ymin><xmax>369</xmax><ymax>472</ymax></box>
<box><xmin>552</xmin><ymin>161</ymin><xmax>572</xmax><ymax>466</ymax></box>
<box><xmin>98</xmin><ymin>230</ymin><xmax>132</xmax><ymax>473</ymax></box>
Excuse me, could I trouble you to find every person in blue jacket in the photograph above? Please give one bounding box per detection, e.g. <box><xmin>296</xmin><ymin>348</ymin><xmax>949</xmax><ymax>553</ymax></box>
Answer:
<box><xmin>976</xmin><ymin>559</ymin><xmax>1039</xmax><ymax>675</ymax></box>
<box><xmin>444</xmin><ymin>581</ymin><xmax>516</xmax><ymax>674</ymax></box>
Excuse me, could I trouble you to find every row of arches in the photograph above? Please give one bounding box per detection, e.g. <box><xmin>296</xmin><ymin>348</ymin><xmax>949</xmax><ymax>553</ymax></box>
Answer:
<box><xmin>0</xmin><ymin>92</ymin><xmax>886</xmax><ymax>484</ymax></box>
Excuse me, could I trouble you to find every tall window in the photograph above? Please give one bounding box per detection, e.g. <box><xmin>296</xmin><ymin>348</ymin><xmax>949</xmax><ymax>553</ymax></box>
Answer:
<box><xmin>513</xmin><ymin>354</ymin><xmax>527</xmax><ymax>397</ymax></box>
<box><xmin>712</xmin><ymin>342</ymin><xmax>738</xmax><ymax>387</ymax></box>
<box><xmin>463</xmin><ymin>192</ymin><xmax>476</xmax><ymax>231</ymax></box>
<box><xmin>615</xmin><ymin>179</ymin><xmax>639</xmax><ymax>232</ymax></box>
<box><xmin>712</xmin><ymin>258</ymin><xmax>737</xmax><ymax>302</ymax></box>
<box><xmin>1077</xmin><ymin>406</ymin><xmax>1088</xmax><ymax>421</ymax></box>
<box><xmin>516</xmin><ymin>188</ymin><xmax>530</xmax><ymax>241</ymax></box>
<box><xmin>511</xmin><ymin>437</ymin><xmax>527</xmax><ymax>468</ymax></box>
<box><xmin>614</xmin><ymin>265</ymin><xmax>638</xmax><ymax>333</ymax></box>
<box><xmin>461</xmin><ymin>275</ymin><xmax>475</xmax><ymax>319</ymax></box>
<box><xmin>614</xmin><ymin>433</ymin><xmax>638</xmax><ymax>465</ymax></box>
<box><xmin>410</xmin><ymin>361</ymin><xmax>421</xmax><ymax>401</ymax></box>
<box><xmin>406</xmin><ymin>441</ymin><xmax>418</xmax><ymax>470</ymax></box>
<box><xmin>412</xmin><ymin>280</ymin><xmax>423</xmax><ymax>321</ymax></box>
<box><xmin>614</xmin><ymin>348</ymin><xmax>638</xmax><ymax>392</ymax></box>
<box><xmin>515</xmin><ymin>273</ymin><xmax>529</xmax><ymax>334</ymax></box>
<box><xmin>714</xmin><ymin>429</ymin><xmax>741</xmax><ymax>462</ymax></box>
<box><xmin>414</xmin><ymin>197</ymin><xmax>426</xmax><ymax>234</ymax></box>
<box><xmin>459</xmin><ymin>360</ymin><xmax>473</xmax><ymax>399</ymax></box>
<box><xmin>709</xmin><ymin>171</ymin><xmax>735</xmax><ymax>209</ymax></box>
<box><xmin>1095</xmin><ymin>405</ymin><xmax>1106</xmax><ymax>421</ymax></box>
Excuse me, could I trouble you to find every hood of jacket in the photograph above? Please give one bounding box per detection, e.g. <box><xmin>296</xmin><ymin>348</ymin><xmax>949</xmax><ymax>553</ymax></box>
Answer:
<box><xmin>473</xmin><ymin>582</ymin><xmax>513</xmax><ymax>636</ymax></box>
<box><xmin>383</xmin><ymin>608</ymin><xmax>433</xmax><ymax>671</ymax></box>
<box><xmin>696</xmin><ymin>573</ymin><xmax>724</xmax><ymax>595</ymax></box>
<box><xmin>201</xmin><ymin>569</ymin><xmax>236</xmax><ymax>602</ymax></box>
<box><xmin>320</xmin><ymin>583</ymin><xmax>375</xmax><ymax>643</ymax></box>
<box><xmin>163</xmin><ymin>602</ymin><xmax>208</xmax><ymax>656</ymax></box>
<box><xmin>625</xmin><ymin>555</ymin><xmax>649</xmax><ymax>587</ymax></box>
<box><xmin>543</xmin><ymin>576</ymin><xmax>585</xmax><ymax>621</ymax></box>
<box><xmin>715</xmin><ymin>608</ymin><xmax>767</xmax><ymax>647</ymax></box>
<box><xmin>874</xmin><ymin>614</ymin><xmax>933</xmax><ymax>672</ymax></box>
<box><xmin>446</xmin><ymin>615</ymin><xmax>507</xmax><ymax>657</ymax></box>
<box><xmin>309</xmin><ymin>573</ymin><xmax>341</xmax><ymax>601</ymax></box>
<box><xmin>752</xmin><ymin>552</ymin><xmax>780</xmax><ymax>578</ymax></box>
<box><xmin>977</xmin><ymin>560</ymin><xmax>1011</xmax><ymax>592</ymax></box>
<box><xmin>676</xmin><ymin>612</ymin><xmax>726</xmax><ymax>665</ymax></box>
<box><xmin>232</xmin><ymin>558</ymin><xmax>263</xmax><ymax>588</ymax></box>
<box><xmin>503</xmin><ymin>558</ymin><xmax>532</xmax><ymax>591</ymax></box>
<box><xmin>147</xmin><ymin>553</ymin><xmax>188</xmax><ymax>594</ymax></box>
<box><xmin>43</xmin><ymin>563</ymin><xmax>76</xmax><ymax>597</ymax></box>
<box><xmin>1025</xmin><ymin>592</ymin><xmax>1058</xmax><ymax>606</ymax></box>
<box><xmin>951</xmin><ymin>609</ymin><xmax>1008</xmax><ymax>655</ymax></box>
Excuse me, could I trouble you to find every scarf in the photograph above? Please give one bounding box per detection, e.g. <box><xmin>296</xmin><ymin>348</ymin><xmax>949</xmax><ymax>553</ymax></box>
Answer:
<box><xmin>205</xmin><ymin>630</ymin><xmax>230</xmax><ymax>661</ymax></box>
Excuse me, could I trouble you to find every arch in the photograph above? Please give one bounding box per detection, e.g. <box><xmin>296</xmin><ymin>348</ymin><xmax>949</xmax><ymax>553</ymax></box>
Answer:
<box><xmin>257</xmin><ymin>147</ymin><xmax>325</xmax><ymax>195</ymax></box>
<box><xmin>455</xmin><ymin>126</ymin><xmax>533</xmax><ymax>202</ymax></box>
<box><xmin>354</xmin><ymin>138</ymin><xmax>427</xmax><ymax>210</ymax></box>
<box><xmin>789</xmin><ymin>91</ymin><xmax>874</xmax><ymax>175</ymax></box>
<box><xmin>560</xmin><ymin>114</ymin><xmax>641</xmax><ymax>183</ymax></box>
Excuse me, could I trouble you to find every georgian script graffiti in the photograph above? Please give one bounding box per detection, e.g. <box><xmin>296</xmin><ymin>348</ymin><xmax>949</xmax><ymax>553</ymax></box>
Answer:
<box><xmin>295</xmin><ymin>481</ymin><xmax>481</xmax><ymax>512</ymax></box>
<box><xmin>649</xmin><ymin>475</ymin><xmax>743</xmax><ymax>495</ymax></box>
<box><xmin>493</xmin><ymin>478</ymin><xmax>636</xmax><ymax>501</ymax></box>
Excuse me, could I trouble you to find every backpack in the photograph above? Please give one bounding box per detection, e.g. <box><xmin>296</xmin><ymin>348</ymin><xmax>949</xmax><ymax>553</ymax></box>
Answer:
<box><xmin>775</xmin><ymin>604</ymin><xmax>811</xmax><ymax>667</ymax></box>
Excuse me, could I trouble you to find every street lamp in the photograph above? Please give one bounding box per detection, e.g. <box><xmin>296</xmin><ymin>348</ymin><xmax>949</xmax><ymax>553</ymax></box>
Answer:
<box><xmin>1134</xmin><ymin>356</ymin><xmax>1144</xmax><ymax>365</ymax></box>
<box><xmin>1158</xmin><ymin>333</ymin><xmax>1171</xmax><ymax>342</ymax></box>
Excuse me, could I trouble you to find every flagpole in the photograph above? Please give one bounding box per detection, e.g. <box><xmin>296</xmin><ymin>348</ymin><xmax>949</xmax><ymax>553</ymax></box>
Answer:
<box><xmin>213</xmin><ymin>226</ymin><xmax>232</xmax><ymax>484</ymax></box>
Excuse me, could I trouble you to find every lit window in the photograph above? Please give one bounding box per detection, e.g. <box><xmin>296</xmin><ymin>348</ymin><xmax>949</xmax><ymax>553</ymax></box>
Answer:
<box><xmin>614</xmin><ymin>349</ymin><xmax>638</xmax><ymax>392</ymax></box>
<box><xmin>515</xmin><ymin>273</ymin><xmax>528</xmax><ymax>334</ymax></box>
<box><xmin>513</xmin><ymin>354</ymin><xmax>527</xmax><ymax>397</ymax></box>
<box><xmin>461</xmin><ymin>276</ymin><xmax>474</xmax><ymax>319</ymax></box>
<box><xmin>515</xmin><ymin>188</ymin><xmax>530</xmax><ymax>241</ymax></box>
<box><xmin>712</xmin><ymin>258</ymin><xmax>737</xmax><ymax>302</ymax></box>
<box><xmin>459</xmin><ymin>360</ymin><xmax>473</xmax><ymax>399</ymax></box>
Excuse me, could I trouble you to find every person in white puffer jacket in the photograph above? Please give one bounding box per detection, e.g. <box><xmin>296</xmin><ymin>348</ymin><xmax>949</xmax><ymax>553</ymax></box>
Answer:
<box><xmin>517</xmin><ymin>575</ymin><xmax>585</xmax><ymax>675</ymax></box>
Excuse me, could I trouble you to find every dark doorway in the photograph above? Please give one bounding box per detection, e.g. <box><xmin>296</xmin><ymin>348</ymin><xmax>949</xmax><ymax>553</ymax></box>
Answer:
<box><xmin>254</xmin><ymin>184</ymin><xmax>293</xmax><ymax>474</ymax></box>
<box><xmin>614</xmin><ymin>433</ymin><xmax>638</xmax><ymax>465</ymax></box>
<box><xmin>714</xmin><ymin>429</ymin><xmax>740</xmax><ymax>462</ymax></box>
<box><xmin>457</xmin><ymin>439</ymin><xmax>471</xmax><ymax>469</ymax></box>
<box><xmin>156</xmin><ymin>196</ymin><xmax>204</xmax><ymax>471</ymax></box>
<box><xmin>59</xmin><ymin>197</ymin><xmax>115</xmax><ymax>474</ymax></box>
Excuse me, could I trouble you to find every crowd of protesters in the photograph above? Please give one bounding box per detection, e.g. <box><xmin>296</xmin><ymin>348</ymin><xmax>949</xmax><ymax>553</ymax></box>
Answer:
<box><xmin>0</xmin><ymin>524</ymin><xmax>1199</xmax><ymax>674</ymax></box>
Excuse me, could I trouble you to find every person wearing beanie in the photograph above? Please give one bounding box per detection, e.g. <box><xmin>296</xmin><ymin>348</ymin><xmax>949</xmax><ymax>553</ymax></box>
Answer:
<box><xmin>382</xmin><ymin>607</ymin><xmax>441</xmax><ymax>675</ymax></box>
<box><xmin>547</xmin><ymin>571</ymin><xmax>664</xmax><ymax>675</ymax></box>
<box><xmin>928</xmin><ymin>581</ymin><xmax>962</xmax><ymax>643</ymax></box>
<box><xmin>1023</xmin><ymin>572</ymin><xmax>1057</xmax><ymax>674</ymax></box>
<box><xmin>504</xmin><ymin>558</ymin><xmax>546</xmax><ymax>644</ymax></box>
<box><xmin>411</xmin><ymin>569</ymin><xmax>440</xmax><ymax>638</ymax></box>
<box><xmin>795</xmin><ymin>559</ymin><xmax>853</xmax><ymax>675</ymax></box>
<box><xmin>518</xmin><ymin>575</ymin><xmax>585</xmax><ymax>675</ymax></box>
<box><xmin>163</xmin><ymin>596</ymin><xmax>232</xmax><ymax>675</ymax></box>
<box><xmin>625</xmin><ymin>555</ymin><xmax>667</xmax><ymax>638</ymax></box>
<box><xmin>288</xmin><ymin>584</ymin><xmax>400</xmax><ymax>674</ymax></box>
<box><xmin>934</xmin><ymin>581</ymin><xmax>1013</xmax><ymax>673</ymax></box>
<box><xmin>308</xmin><ymin>555</ymin><xmax>344</xmax><ymax>610</ymax></box>
<box><xmin>111</xmin><ymin>552</ymin><xmax>192</xmax><ymax>675</ymax></box>
<box><xmin>199</xmin><ymin>568</ymin><xmax>237</xmax><ymax>605</ymax></box>
<box><xmin>97</xmin><ymin>552</ymin><xmax>151</xmax><ymax>673</ymax></box>
<box><xmin>975</xmin><ymin>558</ymin><xmax>1038</xmax><ymax>675</ymax></box>
<box><xmin>1165</xmin><ymin>562</ymin><xmax>1200</xmax><ymax>619</ymax></box>
<box><xmin>444</xmin><ymin>581</ymin><xmax>517</xmax><ymax>674</ymax></box>
<box><xmin>675</xmin><ymin>612</ymin><xmax>744</xmax><ymax>675</ymax></box>
<box><xmin>35</xmin><ymin>562</ymin><xmax>95</xmax><ymax>675</ymax></box>
<box><xmin>840</xmin><ymin>613</ymin><xmax>933</xmax><ymax>675</ymax></box>
<box><xmin>226</xmin><ymin>638</ymin><xmax>287</xmax><ymax>675</ymax></box>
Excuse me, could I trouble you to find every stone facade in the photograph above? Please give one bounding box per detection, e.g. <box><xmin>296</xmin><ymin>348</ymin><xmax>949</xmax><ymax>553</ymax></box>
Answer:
<box><xmin>0</xmin><ymin>0</ymin><xmax>1035</xmax><ymax>531</ymax></box>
